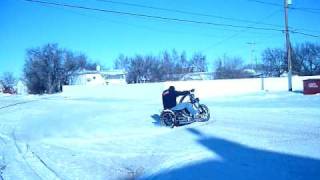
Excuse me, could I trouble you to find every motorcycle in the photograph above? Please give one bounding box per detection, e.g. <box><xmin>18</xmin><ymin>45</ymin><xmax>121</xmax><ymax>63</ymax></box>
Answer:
<box><xmin>160</xmin><ymin>90</ymin><xmax>210</xmax><ymax>127</ymax></box>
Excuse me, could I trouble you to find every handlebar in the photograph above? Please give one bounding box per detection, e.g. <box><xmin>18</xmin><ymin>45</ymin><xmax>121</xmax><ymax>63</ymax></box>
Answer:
<box><xmin>179</xmin><ymin>89</ymin><xmax>196</xmax><ymax>104</ymax></box>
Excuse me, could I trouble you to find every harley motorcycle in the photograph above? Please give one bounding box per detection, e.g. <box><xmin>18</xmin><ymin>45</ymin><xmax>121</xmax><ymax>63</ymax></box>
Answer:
<box><xmin>160</xmin><ymin>90</ymin><xmax>210</xmax><ymax>127</ymax></box>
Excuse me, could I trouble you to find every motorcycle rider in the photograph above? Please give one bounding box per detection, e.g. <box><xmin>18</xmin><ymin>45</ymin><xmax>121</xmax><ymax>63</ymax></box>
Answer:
<box><xmin>162</xmin><ymin>86</ymin><xmax>198</xmax><ymax>119</ymax></box>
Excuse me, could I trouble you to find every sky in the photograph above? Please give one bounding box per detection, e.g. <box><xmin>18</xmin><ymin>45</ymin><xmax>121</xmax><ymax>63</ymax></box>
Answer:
<box><xmin>1</xmin><ymin>0</ymin><xmax>319</xmax><ymax>77</ymax></box>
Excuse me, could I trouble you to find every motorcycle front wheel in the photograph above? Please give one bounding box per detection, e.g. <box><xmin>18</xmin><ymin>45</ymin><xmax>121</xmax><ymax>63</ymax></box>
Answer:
<box><xmin>198</xmin><ymin>104</ymin><xmax>210</xmax><ymax>122</ymax></box>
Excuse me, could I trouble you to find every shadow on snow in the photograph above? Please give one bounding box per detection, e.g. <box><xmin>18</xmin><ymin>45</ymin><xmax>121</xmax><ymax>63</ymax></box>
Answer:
<box><xmin>143</xmin><ymin>128</ymin><xmax>320</xmax><ymax>180</ymax></box>
<box><xmin>151</xmin><ymin>114</ymin><xmax>161</xmax><ymax>126</ymax></box>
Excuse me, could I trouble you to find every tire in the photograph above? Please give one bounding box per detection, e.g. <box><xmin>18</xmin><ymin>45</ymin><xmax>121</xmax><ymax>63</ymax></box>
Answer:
<box><xmin>160</xmin><ymin>110</ymin><xmax>176</xmax><ymax>127</ymax></box>
<box><xmin>198</xmin><ymin>104</ymin><xmax>210</xmax><ymax>122</ymax></box>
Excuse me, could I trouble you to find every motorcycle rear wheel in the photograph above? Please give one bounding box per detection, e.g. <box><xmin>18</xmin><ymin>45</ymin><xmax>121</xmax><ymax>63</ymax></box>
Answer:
<box><xmin>160</xmin><ymin>110</ymin><xmax>176</xmax><ymax>127</ymax></box>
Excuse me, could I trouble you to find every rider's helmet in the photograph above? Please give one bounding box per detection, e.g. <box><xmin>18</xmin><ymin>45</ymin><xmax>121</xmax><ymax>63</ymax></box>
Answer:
<box><xmin>169</xmin><ymin>86</ymin><xmax>175</xmax><ymax>92</ymax></box>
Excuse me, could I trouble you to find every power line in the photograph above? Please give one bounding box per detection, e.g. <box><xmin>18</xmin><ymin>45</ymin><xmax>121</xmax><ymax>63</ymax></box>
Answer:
<box><xmin>201</xmin><ymin>9</ymin><xmax>282</xmax><ymax>52</ymax></box>
<box><xmin>22</xmin><ymin>0</ymin><xmax>284</xmax><ymax>32</ymax></box>
<box><xmin>292</xmin><ymin>28</ymin><xmax>320</xmax><ymax>35</ymax></box>
<box><xmin>37</xmin><ymin>1</ymin><xmax>245</xmax><ymax>38</ymax></box>
<box><xmin>246</xmin><ymin>0</ymin><xmax>320</xmax><ymax>32</ymax></box>
<box><xmin>247</xmin><ymin>0</ymin><xmax>320</xmax><ymax>14</ymax></box>
<box><xmin>23</xmin><ymin>0</ymin><xmax>320</xmax><ymax>38</ymax></box>
<box><xmin>20</xmin><ymin>0</ymin><xmax>280</xmax><ymax>42</ymax></box>
<box><xmin>97</xmin><ymin>0</ymin><xmax>284</xmax><ymax>28</ymax></box>
<box><xmin>99</xmin><ymin>0</ymin><xmax>320</xmax><ymax>34</ymax></box>
<box><xmin>291</xmin><ymin>7</ymin><xmax>320</xmax><ymax>14</ymax></box>
<box><xmin>247</xmin><ymin>0</ymin><xmax>282</xmax><ymax>7</ymax></box>
<box><xmin>291</xmin><ymin>31</ymin><xmax>320</xmax><ymax>38</ymax></box>
<box><xmin>293</xmin><ymin>7</ymin><xmax>320</xmax><ymax>12</ymax></box>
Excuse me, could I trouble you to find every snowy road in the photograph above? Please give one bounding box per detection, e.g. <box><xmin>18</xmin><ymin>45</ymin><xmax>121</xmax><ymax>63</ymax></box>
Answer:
<box><xmin>0</xmin><ymin>81</ymin><xmax>320</xmax><ymax>179</ymax></box>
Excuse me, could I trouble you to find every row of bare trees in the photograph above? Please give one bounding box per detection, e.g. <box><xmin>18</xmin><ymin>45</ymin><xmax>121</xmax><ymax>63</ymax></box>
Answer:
<box><xmin>214</xmin><ymin>55</ymin><xmax>253</xmax><ymax>79</ymax></box>
<box><xmin>114</xmin><ymin>50</ymin><xmax>208</xmax><ymax>83</ymax></box>
<box><xmin>114</xmin><ymin>42</ymin><xmax>320</xmax><ymax>81</ymax></box>
<box><xmin>212</xmin><ymin>42</ymin><xmax>320</xmax><ymax>79</ymax></box>
<box><xmin>2</xmin><ymin>41</ymin><xmax>318</xmax><ymax>94</ymax></box>
<box><xmin>261</xmin><ymin>42</ymin><xmax>320</xmax><ymax>77</ymax></box>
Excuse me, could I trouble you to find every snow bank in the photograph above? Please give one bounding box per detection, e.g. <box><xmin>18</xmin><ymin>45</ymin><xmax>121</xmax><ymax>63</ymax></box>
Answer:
<box><xmin>62</xmin><ymin>83</ymin><xmax>165</xmax><ymax>101</ymax></box>
<box><xmin>63</xmin><ymin>76</ymin><xmax>320</xmax><ymax>99</ymax></box>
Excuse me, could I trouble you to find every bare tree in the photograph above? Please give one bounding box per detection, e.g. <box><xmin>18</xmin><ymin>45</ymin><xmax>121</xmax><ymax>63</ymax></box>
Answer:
<box><xmin>261</xmin><ymin>48</ymin><xmax>286</xmax><ymax>77</ymax></box>
<box><xmin>176</xmin><ymin>51</ymin><xmax>190</xmax><ymax>74</ymax></box>
<box><xmin>114</xmin><ymin>54</ymin><xmax>130</xmax><ymax>71</ymax></box>
<box><xmin>214</xmin><ymin>55</ymin><xmax>249</xmax><ymax>79</ymax></box>
<box><xmin>24</xmin><ymin>43</ymin><xmax>95</xmax><ymax>94</ymax></box>
<box><xmin>260</xmin><ymin>42</ymin><xmax>320</xmax><ymax>76</ymax></box>
<box><xmin>24</xmin><ymin>44</ymin><xmax>63</xmax><ymax>94</ymax></box>
<box><xmin>0</xmin><ymin>72</ymin><xmax>16</xmax><ymax>93</ymax></box>
<box><xmin>293</xmin><ymin>42</ymin><xmax>320</xmax><ymax>76</ymax></box>
<box><xmin>61</xmin><ymin>51</ymin><xmax>91</xmax><ymax>85</ymax></box>
<box><xmin>113</xmin><ymin>49</ymin><xmax>210</xmax><ymax>83</ymax></box>
<box><xmin>161</xmin><ymin>50</ymin><xmax>175</xmax><ymax>80</ymax></box>
<box><xmin>190</xmin><ymin>52</ymin><xmax>208</xmax><ymax>72</ymax></box>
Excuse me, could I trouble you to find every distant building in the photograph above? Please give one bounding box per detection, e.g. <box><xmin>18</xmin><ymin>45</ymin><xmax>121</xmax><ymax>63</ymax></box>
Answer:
<box><xmin>0</xmin><ymin>80</ymin><xmax>25</xmax><ymax>94</ymax></box>
<box><xmin>101</xmin><ymin>69</ymin><xmax>127</xmax><ymax>85</ymax></box>
<box><xmin>16</xmin><ymin>80</ymin><xmax>28</xmax><ymax>94</ymax></box>
<box><xmin>69</xmin><ymin>68</ymin><xmax>127</xmax><ymax>86</ymax></box>
<box><xmin>0</xmin><ymin>83</ymin><xmax>3</xmax><ymax>93</ymax></box>
<box><xmin>180</xmin><ymin>72</ymin><xmax>214</xmax><ymax>81</ymax></box>
<box><xmin>243</xmin><ymin>69</ymin><xmax>257</xmax><ymax>75</ymax></box>
<box><xmin>69</xmin><ymin>70</ymin><xmax>106</xmax><ymax>86</ymax></box>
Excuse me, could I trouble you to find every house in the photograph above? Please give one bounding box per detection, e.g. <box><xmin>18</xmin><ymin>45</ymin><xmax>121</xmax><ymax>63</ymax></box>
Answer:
<box><xmin>69</xmin><ymin>70</ymin><xmax>106</xmax><ymax>85</ymax></box>
<box><xmin>100</xmin><ymin>69</ymin><xmax>127</xmax><ymax>85</ymax></box>
<box><xmin>69</xmin><ymin>68</ymin><xmax>127</xmax><ymax>86</ymax></box>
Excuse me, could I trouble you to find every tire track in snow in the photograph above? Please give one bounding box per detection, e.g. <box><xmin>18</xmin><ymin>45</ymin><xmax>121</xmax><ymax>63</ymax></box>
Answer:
<box><xmin>0</xmin><ymin>100</ymin><xmax>39</xmax><ymax>110</ymax></box>
<box><xmin>29</xmin><ymin>147</ymin><xmax>65</xmax><ymax>180</ymax></box>
<box><xmin>0</xmin><ymin>96</ymin><xmax>66</xmax><ymax>179</ymax></box>
<box><xmin>0</xmin><ymin>134</ymin><xmax>8</xmax><ymax>180</ymax></box>
<box><xmin>12</xmin><ymin>132</ymin><xmax>66</xmax><ymax>180</ymax></box>
<box><xmin>0</xmin><ymin>96</ymin><xmax>60</xmax><ymax>110</ymax></box>
<box><xmin>0</xmin><ymin>133</ymin><xmax>42</xmax><ymax>180</ymax></box>
<box><xmin>0</xmin><ymin>132</ymin><xmax>65</xmax><ymax>180</ymax></box>
<box><xmin>0</xmin><ymin>135</ymin><xmax>6</xmax><ymax>180</ymax></box>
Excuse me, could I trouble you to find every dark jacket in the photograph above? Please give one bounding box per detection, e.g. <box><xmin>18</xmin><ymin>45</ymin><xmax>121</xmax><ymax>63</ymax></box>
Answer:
<box><xmin>162</xmin><ymin>89</ymin><xmax>190</xmax><ymax>109</ymax></box>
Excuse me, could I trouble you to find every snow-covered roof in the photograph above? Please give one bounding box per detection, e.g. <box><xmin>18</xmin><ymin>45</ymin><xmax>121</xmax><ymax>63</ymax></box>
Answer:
<box><xmin>100</xmin><ymin>69</ymin><xmax>126</xmax><ymax>75</ymax></box>
<box><xmin>75</xmin><ymin>69</ymin><xmax>126</xmax><ymax>76</ymax></box>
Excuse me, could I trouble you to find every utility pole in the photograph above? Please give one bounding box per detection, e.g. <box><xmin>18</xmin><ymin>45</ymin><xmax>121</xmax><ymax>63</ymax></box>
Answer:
<box><xmin>247</xmin><ymin>42</ymin><xmax>256</xmax><ymax>70</ymax></box>
<box><xmin>284</xmin><ymin>0</ymin><xmax>292</xmax><ymax>91</ymax></box>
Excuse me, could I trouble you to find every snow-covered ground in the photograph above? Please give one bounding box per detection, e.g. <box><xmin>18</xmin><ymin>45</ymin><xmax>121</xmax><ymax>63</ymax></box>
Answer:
<box><xmin>0</xmin><ymin>76</ymin><xmax>320</xmax><ymax>180</ymax></box>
